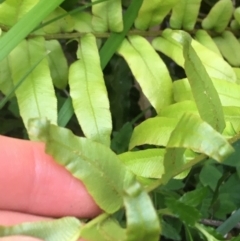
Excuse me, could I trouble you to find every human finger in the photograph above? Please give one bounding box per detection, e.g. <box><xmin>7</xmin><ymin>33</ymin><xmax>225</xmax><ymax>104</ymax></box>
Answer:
<box><xmin>0</xmin><ymin>136</ymin><xmax>101</xmax><ymax>218</ymax></box>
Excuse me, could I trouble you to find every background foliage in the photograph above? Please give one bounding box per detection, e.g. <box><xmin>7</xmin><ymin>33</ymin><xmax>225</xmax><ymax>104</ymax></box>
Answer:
<box><xmin>1</xmin><ymin>0</ymin><xmax>240</xmax><ymax>240</ymax></box>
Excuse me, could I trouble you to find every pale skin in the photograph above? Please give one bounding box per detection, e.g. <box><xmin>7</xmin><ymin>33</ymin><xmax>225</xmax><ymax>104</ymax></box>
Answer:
<box><xmin>0</xmin><ymin>135</ymin><xmax>101</xmax><ymax>241</ymax></box>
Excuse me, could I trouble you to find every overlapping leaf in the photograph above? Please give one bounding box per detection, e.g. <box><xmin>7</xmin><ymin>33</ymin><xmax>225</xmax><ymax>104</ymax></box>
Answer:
<box><xmin>117</xmin><ymin>35</ymin><xmax>173</xmax><ymax>113</ymax></box>
<box><xmin>124</xmin><ymin>180</ymin><xmax>160</xmax><ymax>241</ymax></box>
<box><xmin>152</xmin><ymin>29</ymin><xmax>236</xmax><ymax>82</ymax></box>
<box><xmin>162</xmin><ymin>147</ymin><xmax>186</xmax><ymax>184</ymax></box>
<box><xmin>0</xmin><ymin>52</ymin><xmax>14</xmax><ymax>95</ymax></box>
<box><xmin>170</xmin><ymin>0</ymin><xmax>201</xmax><ymax>30</ymax></box>
<box><xmin>91</xmin><ymin>0</ymin><xmax>123</xmax><ymax>32</ymax></box>
<box><xmin>42</xmin><ymin>7</ymin><xmax>74</xmax><ymax>34</ymax></box>
<box><xmin>129</xmin><ymin>117</ymin><xmax>178</xmax><ymax>150</ymax></box>
<box><xmin>194</xmin><ymin>30</ymin><xmax>221</xmax><ymax>56</ymax></box>
<box><xmin>69</xmin><ymin>33</ymin><xmax>112</xmax><ymax>146</ymax></box>
<box><xmin>166</xmin><ymin>113</ymin><xmax>234</xmax><ymax>162</ymax></box>
<box><xmin>72</xmin><ymin>12</ymin><xmax>93</xmax><ymax>32</ymax></box>
<box><xmin>233</xmin><ymin>68</ymin><xmax>240</xmax><ymax>84</ymax></box>
<box><xmin>28</xmin><ymin>118</ymin><xmax>132</xmax><ymax>214</ymax></box>
<box><xmin>134</xmin><ymin>0</ymin><xmax>178</xmax><ymax>30</ymax></box>
<box><xmin>0</xmin><ymin>0</ymin><xmax>39</xmax><ymax>26</ymax></box>
<box><xmin>182</xmin><ymin>34</ymin><xmax>225</xmax><ymax>132</ymax></box>
<box><xmin>81</xmin><ymin>215</ymin><xmax>125</xmax><ymax>241</ymax></box>
<box><xmin>59</xmin><ymin>0</ymin><xmax>143</xmax><ymax>125</ymax></box>
<box><xmin>8</xmin><ymin>37</ymin><xmax>57</xmax><ymax>128</ymax></box>
<box><xmin>160</xmin><ymin>101</ymin><xmax>240</xmax><ymax>135</ymax></box>
<box><xmin>131</xmin><ymin>108</ymin><xmax>233</xmax><ymax>159</ymax></box>
<box><xmin>202</xmin><ymin>0</ymin><xmax>233</xmax><ymax>33</ymax></box>
<box><xmin>0</xmin><ymin>217</ymin><xmax>81</xmax><ymax>241</ymax></box>
<box><xmin>160</xmin><ymin>101</ymin><xmax>198</xmax><ymax>119</ymax></box>
<box><xmin>111</xmin><ymin>122</ymin><xmax>133</xmax><ymax>154</ymax></box>
<box><xmin>213</xmin><ymin>31</ymin><xmax>240</xmax><ymax>67</ymax></box>
<box><xmin>0</xmin><ymin>0</ymin><xmax>65</xmax><ymax>62</ymax></box>
<box><xmin>119</xmin><ymin>149</ymin><xmax>165</xmax><ymax>178</ymax></box>
<box><xmin>45</xmin><ymin>40</ymin><xmax>68</xmax><ymax>89</ymax></box>
<box><xmin>173</xmin><ymin>78</ymin><xmax>240</xmax><ymax>107</ymax></box>
<box><xmin>29</xmin><ymin>119</ymin><xmax>161</xmax><ymax>240</ymax></box>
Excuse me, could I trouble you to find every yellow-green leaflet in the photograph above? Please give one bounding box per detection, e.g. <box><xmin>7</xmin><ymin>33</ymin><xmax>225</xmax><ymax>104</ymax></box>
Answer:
<box><xmin>152</xmin><ymin>29</ymin><xmax>237</xmax><ymax>82</ymax></box>
<box><xmin>182</xmin><ymin>34</ymin><xmax>225</xmax><ymax>132</ymax></box>
<box><xmin>69</xmin><ymin>33</ymin><xmax>112</xmax><ymax>146</ymax></box>
<box><xmin>202</xmin><ymin>0</ymin><xmax>233</xmax><ymax>33</ymax></box>
<box><xmin>71</xmin><ymin>12</ymin><xmax>93</xmax><ymax>32</ymax></box>
<box><xmin>117</xmin><ymin>35</ymin><xmax>173</xmax><ymax>113</ymax></box>
<box><xmin>170</xmin><ymin>0</ymin><xmax>201</xmax><ymax>30</ymax></box>
<box><xmin>45</xmin><ymin>40</ymin><xmax>68</xmax><ymax>89</ymax></box>
<box><xmin>194</xmin><ymin>30</ymin><xmax>221</xmax><ymax>56</ymax></box>
<box><xmin>28</xmin><ymin>118</ymin><xmax>132</xmax><ymax>214</ymax></box>
<box><xmin>166</xmin><ymin>113</ymin><xmax>234</xmax><ymax>162</ymax></box>
<box><xmin>0</xmin><ymin>217</ymin><xmax>82</xmax><ymax>241</ymax></box>
<box><xmin>0</xmin><ymin>0</ymin><xmax>65</xmax><ymax>62</ymax></box>
<box><xmin>173</xmin><ymin>78</ymin><xmax>240</xmax><ymax>107</ymax></box>
<box><xmin>213</xmin><ymin>31</ymin><xmax>240</xmax><ymax>67</ymax></box>
<box><xmin>42</xmin><ymin>7</ymin><xmax>74</xmax><ymax>34</ymax></box>
<box><xmin>9</xmin><ymin>37</ymin><xmax>57</xmax><ymax>129</ymax></box>
<box><xmin>91</xmin><ymin>0</ymin><xmax>123</xmax><ymax>32</ymax></box>
<box><xmin>135</xmin><ymin>0</ymin><xmax>178</xmax><ymax>30</ymax></box>
<box><xmin>160</xmin><ymin>101</ymin><xmax>240</xmax><ymax>138</ymax></box>
<box><xmin>160</xmin><ymin>101</ymin><xmax>198</xmax><ymax>119</ymax></box>
<box><xmin>129</xmin><ymin>117</ymin><xmax>178</xmax><ymax>149</ymax></box>
<box><xmin>58</xmin><ymin>0</ymin><xmax>143</xmax><ymax>127</ymax></box>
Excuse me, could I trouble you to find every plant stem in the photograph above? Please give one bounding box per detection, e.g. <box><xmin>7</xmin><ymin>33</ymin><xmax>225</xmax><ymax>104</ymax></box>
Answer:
<box><xmin>30</xmin><ymin>30</ymin><xmax>165</xmax><ymax>39</ymax></box>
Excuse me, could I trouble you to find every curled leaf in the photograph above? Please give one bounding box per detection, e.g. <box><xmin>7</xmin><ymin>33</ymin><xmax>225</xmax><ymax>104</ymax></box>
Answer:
<box><xmin>28</xmin><ymin>118</ymin><xmax>132</xmax><ymax>214</ymax></box>
<box><xmin>124</xmin><ymin>180</ymin><xmax>160</xmax><ymax>241</ymax></box>
<box><xmin>0</xmin><ymin>217</ymin><xmax>81</xmax><ymax>241</ymax></box>
<box><xmin>166</xmin><ymin>113</ymin><xmax>234</xmax><ymax>162</ymax></box>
